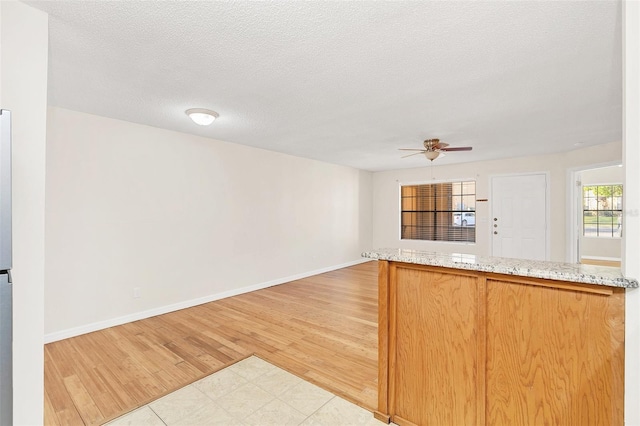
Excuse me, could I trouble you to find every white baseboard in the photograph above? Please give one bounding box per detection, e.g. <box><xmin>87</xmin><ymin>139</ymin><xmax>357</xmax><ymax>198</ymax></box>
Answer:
<box><xmin>44</xmin><ymin>258</ymin><xmax>373</xmax><ymax>344</ymax></box>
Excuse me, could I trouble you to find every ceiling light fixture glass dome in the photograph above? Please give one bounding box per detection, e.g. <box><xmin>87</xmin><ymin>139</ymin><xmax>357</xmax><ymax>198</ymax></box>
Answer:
<box><xmin>186</xmin><ymin>108</ymin><xmax>219</xmax><ymax>126</ymax></box>
<box><xmin>424</xmin><ymin>151</ymin><xmax>440</xmax><ymax>161</ymax></box>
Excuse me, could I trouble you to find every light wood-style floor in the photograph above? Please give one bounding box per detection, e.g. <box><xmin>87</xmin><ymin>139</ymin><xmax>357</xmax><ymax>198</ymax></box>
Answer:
<box><xmin>580</xmin><ymin>257</ymin><xmax>622</xmax><ymax>267</ymax></box>
<box><xmin>44</xmin><ymin>261</ymin><xmax>379</xmax><ymax>425</ymax></box>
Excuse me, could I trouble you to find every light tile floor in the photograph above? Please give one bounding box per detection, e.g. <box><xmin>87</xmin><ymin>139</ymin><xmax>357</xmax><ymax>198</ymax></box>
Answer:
<box><xmin>105</xmin><ymin>356</ymin><xmax>385</xmax><ymax>426</ymax></box>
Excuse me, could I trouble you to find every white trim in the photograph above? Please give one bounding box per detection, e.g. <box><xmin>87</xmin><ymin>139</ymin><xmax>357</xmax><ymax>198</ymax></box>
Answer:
<box><xmin>566</xmin><ymin>169</ymin><xmax>581</xmax><ymax>263</ymax></box>
<box><xmin>44</xmin><ymin>258</ymin><xmax>372</xmax><ymax>344</ymax></box>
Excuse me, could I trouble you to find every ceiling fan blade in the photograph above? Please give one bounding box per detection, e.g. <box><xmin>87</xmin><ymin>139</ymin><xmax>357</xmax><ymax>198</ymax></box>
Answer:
<box><xmin>434</xmin><ymin>142</ymin><xmax>449</xmax><ymax>149</ymax></box>
<box><xmin>401</xmin><ymin>151</ymin><xmax>426</xmax><ymax>158</ymax></box>
<box><xmin>440</xmin><ymin>146</ymin><xmax>472</xmax><ymax>152</ymax></box>
<box><xmin>399</xmin><ymin>148</ymin><xmax>427</xmax><ymax>151</ymax></box>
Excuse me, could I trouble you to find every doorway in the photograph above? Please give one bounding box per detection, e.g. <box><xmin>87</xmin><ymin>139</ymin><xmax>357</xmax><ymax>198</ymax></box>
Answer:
<box><xmin>491</xmin><ymin>173</ymin><xmax>549</xmax><ymax>261</ymax></box>
<box><xmin>569</xmin><ymin>164</ymin><xmax>623</xmax><ymax>265</ymax></box>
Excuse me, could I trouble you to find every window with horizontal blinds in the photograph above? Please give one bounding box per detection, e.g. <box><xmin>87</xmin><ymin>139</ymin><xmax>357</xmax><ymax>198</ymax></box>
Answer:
<box><xmin>583</xmin><ymin>184</ymin><xmax>622</xmax><ymax>238</ymax></box>
<box><xmin>401</xmin><ymin>181</ymin><xmax>476</xmax><ymax>242</ymax></box>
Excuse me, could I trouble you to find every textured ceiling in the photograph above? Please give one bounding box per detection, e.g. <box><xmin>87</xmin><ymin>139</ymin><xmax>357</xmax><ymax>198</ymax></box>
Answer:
<box><xmin>26</xmin><ymin>0</ymin><xmax>622</xmax><ymax>171</ymax></box>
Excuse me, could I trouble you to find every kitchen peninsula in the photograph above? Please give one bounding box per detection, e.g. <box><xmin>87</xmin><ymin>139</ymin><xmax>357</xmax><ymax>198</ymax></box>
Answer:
<box><xmin>362</xmin><ymin>249</ymin><xmax>638</xmax><ymax>426</ymax></box>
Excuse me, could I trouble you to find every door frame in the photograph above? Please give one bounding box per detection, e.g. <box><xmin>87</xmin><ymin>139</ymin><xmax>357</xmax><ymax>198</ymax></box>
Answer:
<box><xmin>566</xmin><ymin>161</ymin><xmax>623</xmax><ymax>263</ymax></box>
<box><xmin>489</xmin><ymin>172</ymin><xmax>551</xmax><ymax>261</ymax></box>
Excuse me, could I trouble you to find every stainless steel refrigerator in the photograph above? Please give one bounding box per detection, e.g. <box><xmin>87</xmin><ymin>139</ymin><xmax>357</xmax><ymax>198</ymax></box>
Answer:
<box><xmin>0</xmin><ymin>110</ymin><xmax>12</xmax><ymax>425</ymax></box>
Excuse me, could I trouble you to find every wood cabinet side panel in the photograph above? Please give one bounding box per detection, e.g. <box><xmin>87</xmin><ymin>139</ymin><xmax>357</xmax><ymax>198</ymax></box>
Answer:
<box><xmin>476</xmin><ymin>276</ymin><xmax>487</xmax><ymax>426</ymax></box>
<box><xmin>393</xmin><ymin>266</ymin><xmax>479</xmax><ymax>425</ymax></box>
<box><xmin>486</xmin><ymin>281</ymin><xmax>625</xmax><ymax>426</ymax></box>
<box><xmin>377</xmin><ymin>260</ymin><xmax>389</xmax><ymax>416</ymax></box>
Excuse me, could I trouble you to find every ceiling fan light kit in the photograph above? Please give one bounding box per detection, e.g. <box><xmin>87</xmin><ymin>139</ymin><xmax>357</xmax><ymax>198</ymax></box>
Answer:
<box><xmin>399</xmin><ymin>138</ymin><xmax>472</xmax><ymax>162</ymax></box>
<box><xmin>186</xmin><ymin>108</ymin><xmax>219</xmax><ymax>126</ymax></box>
<box><xmin>424</xmin><ymin>151</ymin><xmax>440</xmax><ymax>161</ymax></box>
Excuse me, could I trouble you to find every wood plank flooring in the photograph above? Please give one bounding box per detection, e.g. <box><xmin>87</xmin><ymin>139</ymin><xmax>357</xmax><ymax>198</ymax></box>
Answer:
<box><xmin>44</xmin><ymin>261</ymin><xmax>379</xmax><ymax>425</ymax></box>
<box><xmin>580</xmin><ymin>257</ymin><xmax>622</xmax><ymax>267</ymax></box>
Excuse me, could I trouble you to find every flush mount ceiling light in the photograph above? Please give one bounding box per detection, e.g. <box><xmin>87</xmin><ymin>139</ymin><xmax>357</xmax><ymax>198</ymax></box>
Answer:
<box><xmin>185</xmin><ymin>108</ymin><xmax>219</xmax><ymax>126</ymax></box>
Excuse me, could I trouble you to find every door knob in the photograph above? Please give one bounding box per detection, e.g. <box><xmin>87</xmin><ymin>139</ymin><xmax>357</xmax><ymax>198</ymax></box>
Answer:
<box><xmin>494</xmin><ymin>231</ymin><xmax>498</xmax><ymax>234</ymax></box>
<box><xmin>494</xmin><ymin>218</ymin><xmax>498</xmax><ymax>221</ymax></box>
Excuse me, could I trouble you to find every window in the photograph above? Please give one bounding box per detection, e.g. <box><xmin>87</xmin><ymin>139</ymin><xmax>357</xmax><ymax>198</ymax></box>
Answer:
<box><xmin>401</xmin><ymin>181</ymin><xmax>476</xmax><ymax>242</ymax></box>
<box><xmin>583</xmin><ymin>184</ymin><xmax>622</xmax><ymax>238</ymax></box>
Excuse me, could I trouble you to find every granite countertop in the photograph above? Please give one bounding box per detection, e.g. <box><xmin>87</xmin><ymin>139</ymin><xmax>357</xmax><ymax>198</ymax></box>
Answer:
<box><xmin>362</xmin><ymin>248</ymin><xmax>638</xmax><ymax>289</ymax></box>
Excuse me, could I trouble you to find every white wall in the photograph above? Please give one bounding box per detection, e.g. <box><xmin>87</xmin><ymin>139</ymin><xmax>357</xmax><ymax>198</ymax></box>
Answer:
<box><xmin>44</xmin><ymin>107</ymin><xmax>373</xmax><ymax>339</ymax></box>
<box><xmin>372</xmin><ymin>141</ymin><xmax>622</xmax><ymax>262</ymax></box>
<box><xmin>579</xmin><ymin>165</ymin><xmax>623</xmax><ymax>260</ymax></box>
<box><xmin>581</xmin><ymin>164</ymin><xmax>624</xmax><ymax>185</ymax></box>
<box><xmin>624</xmin><ymin>1</ymin><xmax>640</xmax><ymax>424</ymax></box>
<box><xmin>0</xmin><ymin>1</ymin><xmax>47</xmax><ymax>424</ymax></box>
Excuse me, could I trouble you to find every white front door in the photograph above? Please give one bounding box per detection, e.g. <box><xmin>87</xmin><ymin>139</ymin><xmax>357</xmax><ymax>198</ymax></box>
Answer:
<box><xmin>491</xmin><ymin>174</ymin><xmax>548</xmax><ymax>260</ymax></box>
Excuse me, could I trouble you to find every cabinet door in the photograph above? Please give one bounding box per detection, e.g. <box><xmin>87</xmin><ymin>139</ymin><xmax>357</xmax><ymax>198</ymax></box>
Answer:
<box><xmin>486</xmin><ymin>280</ymin><xmax>624</xmax><ymax>425</ymax></box>
<box><xmin>392</xmin><ymin>266</ymin><xmax>479</xmax><ymax>425</ymax></box>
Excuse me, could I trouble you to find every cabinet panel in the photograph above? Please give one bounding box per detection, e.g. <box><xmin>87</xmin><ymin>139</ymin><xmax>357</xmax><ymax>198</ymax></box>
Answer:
<box><xmin>393</xmin><ymin>266</ymin><xmax>479</xmax><ymax>425</ymax></box>
<box><xmin>380</xmin><ymin>263</ymin><xmax>625</xmax><ymax>426</ymax></box>
<box><xmin>486</xmin><ymin>280</ymin><xmax>624</xmax><ymax>425</ymax></box>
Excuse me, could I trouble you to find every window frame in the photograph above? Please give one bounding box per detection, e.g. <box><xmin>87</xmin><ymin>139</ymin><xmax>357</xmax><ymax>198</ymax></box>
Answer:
<box><xmin>582</xmin><ymin>183</ymin><xmax>623</xmax><ymax>239</ymax></box>
<box><xmin>398</xmin><ymin>179</ymin><xmax>477</xmax><ymax>244</ymax></box>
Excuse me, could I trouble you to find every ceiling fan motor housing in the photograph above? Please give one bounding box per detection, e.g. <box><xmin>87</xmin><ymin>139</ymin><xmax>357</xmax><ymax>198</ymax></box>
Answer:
<box><xmin>424</xmin><ymin>139</ymin><xmax>441</xmax><ymax>150</ymax></box>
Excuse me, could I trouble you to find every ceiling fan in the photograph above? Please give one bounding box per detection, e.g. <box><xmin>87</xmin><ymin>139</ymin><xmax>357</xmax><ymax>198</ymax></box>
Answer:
<box><xmin>399</xmin><ymin>138</ymin><xmax>472</xmax><ymax>161</ymax></box>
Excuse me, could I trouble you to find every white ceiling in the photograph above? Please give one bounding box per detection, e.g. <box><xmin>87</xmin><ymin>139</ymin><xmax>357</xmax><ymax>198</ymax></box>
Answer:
<box><xmin>26</xmin><ymin>0</ymin><xmax>622</xmax><ymax>172</ymax></box>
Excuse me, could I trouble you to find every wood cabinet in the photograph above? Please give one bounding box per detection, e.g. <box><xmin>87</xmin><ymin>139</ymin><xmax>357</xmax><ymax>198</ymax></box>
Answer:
<box><xmin>376</xmin><ymin>261</ymin><xmax>625</xmax><ymax>426</ymax></box>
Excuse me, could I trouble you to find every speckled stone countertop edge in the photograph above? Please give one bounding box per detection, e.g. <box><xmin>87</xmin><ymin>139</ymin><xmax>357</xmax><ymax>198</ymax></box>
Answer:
<box><xmin>362</xmin><ymin>249</ymin><xmax>639</xmax><ymax>289</ymax></box>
